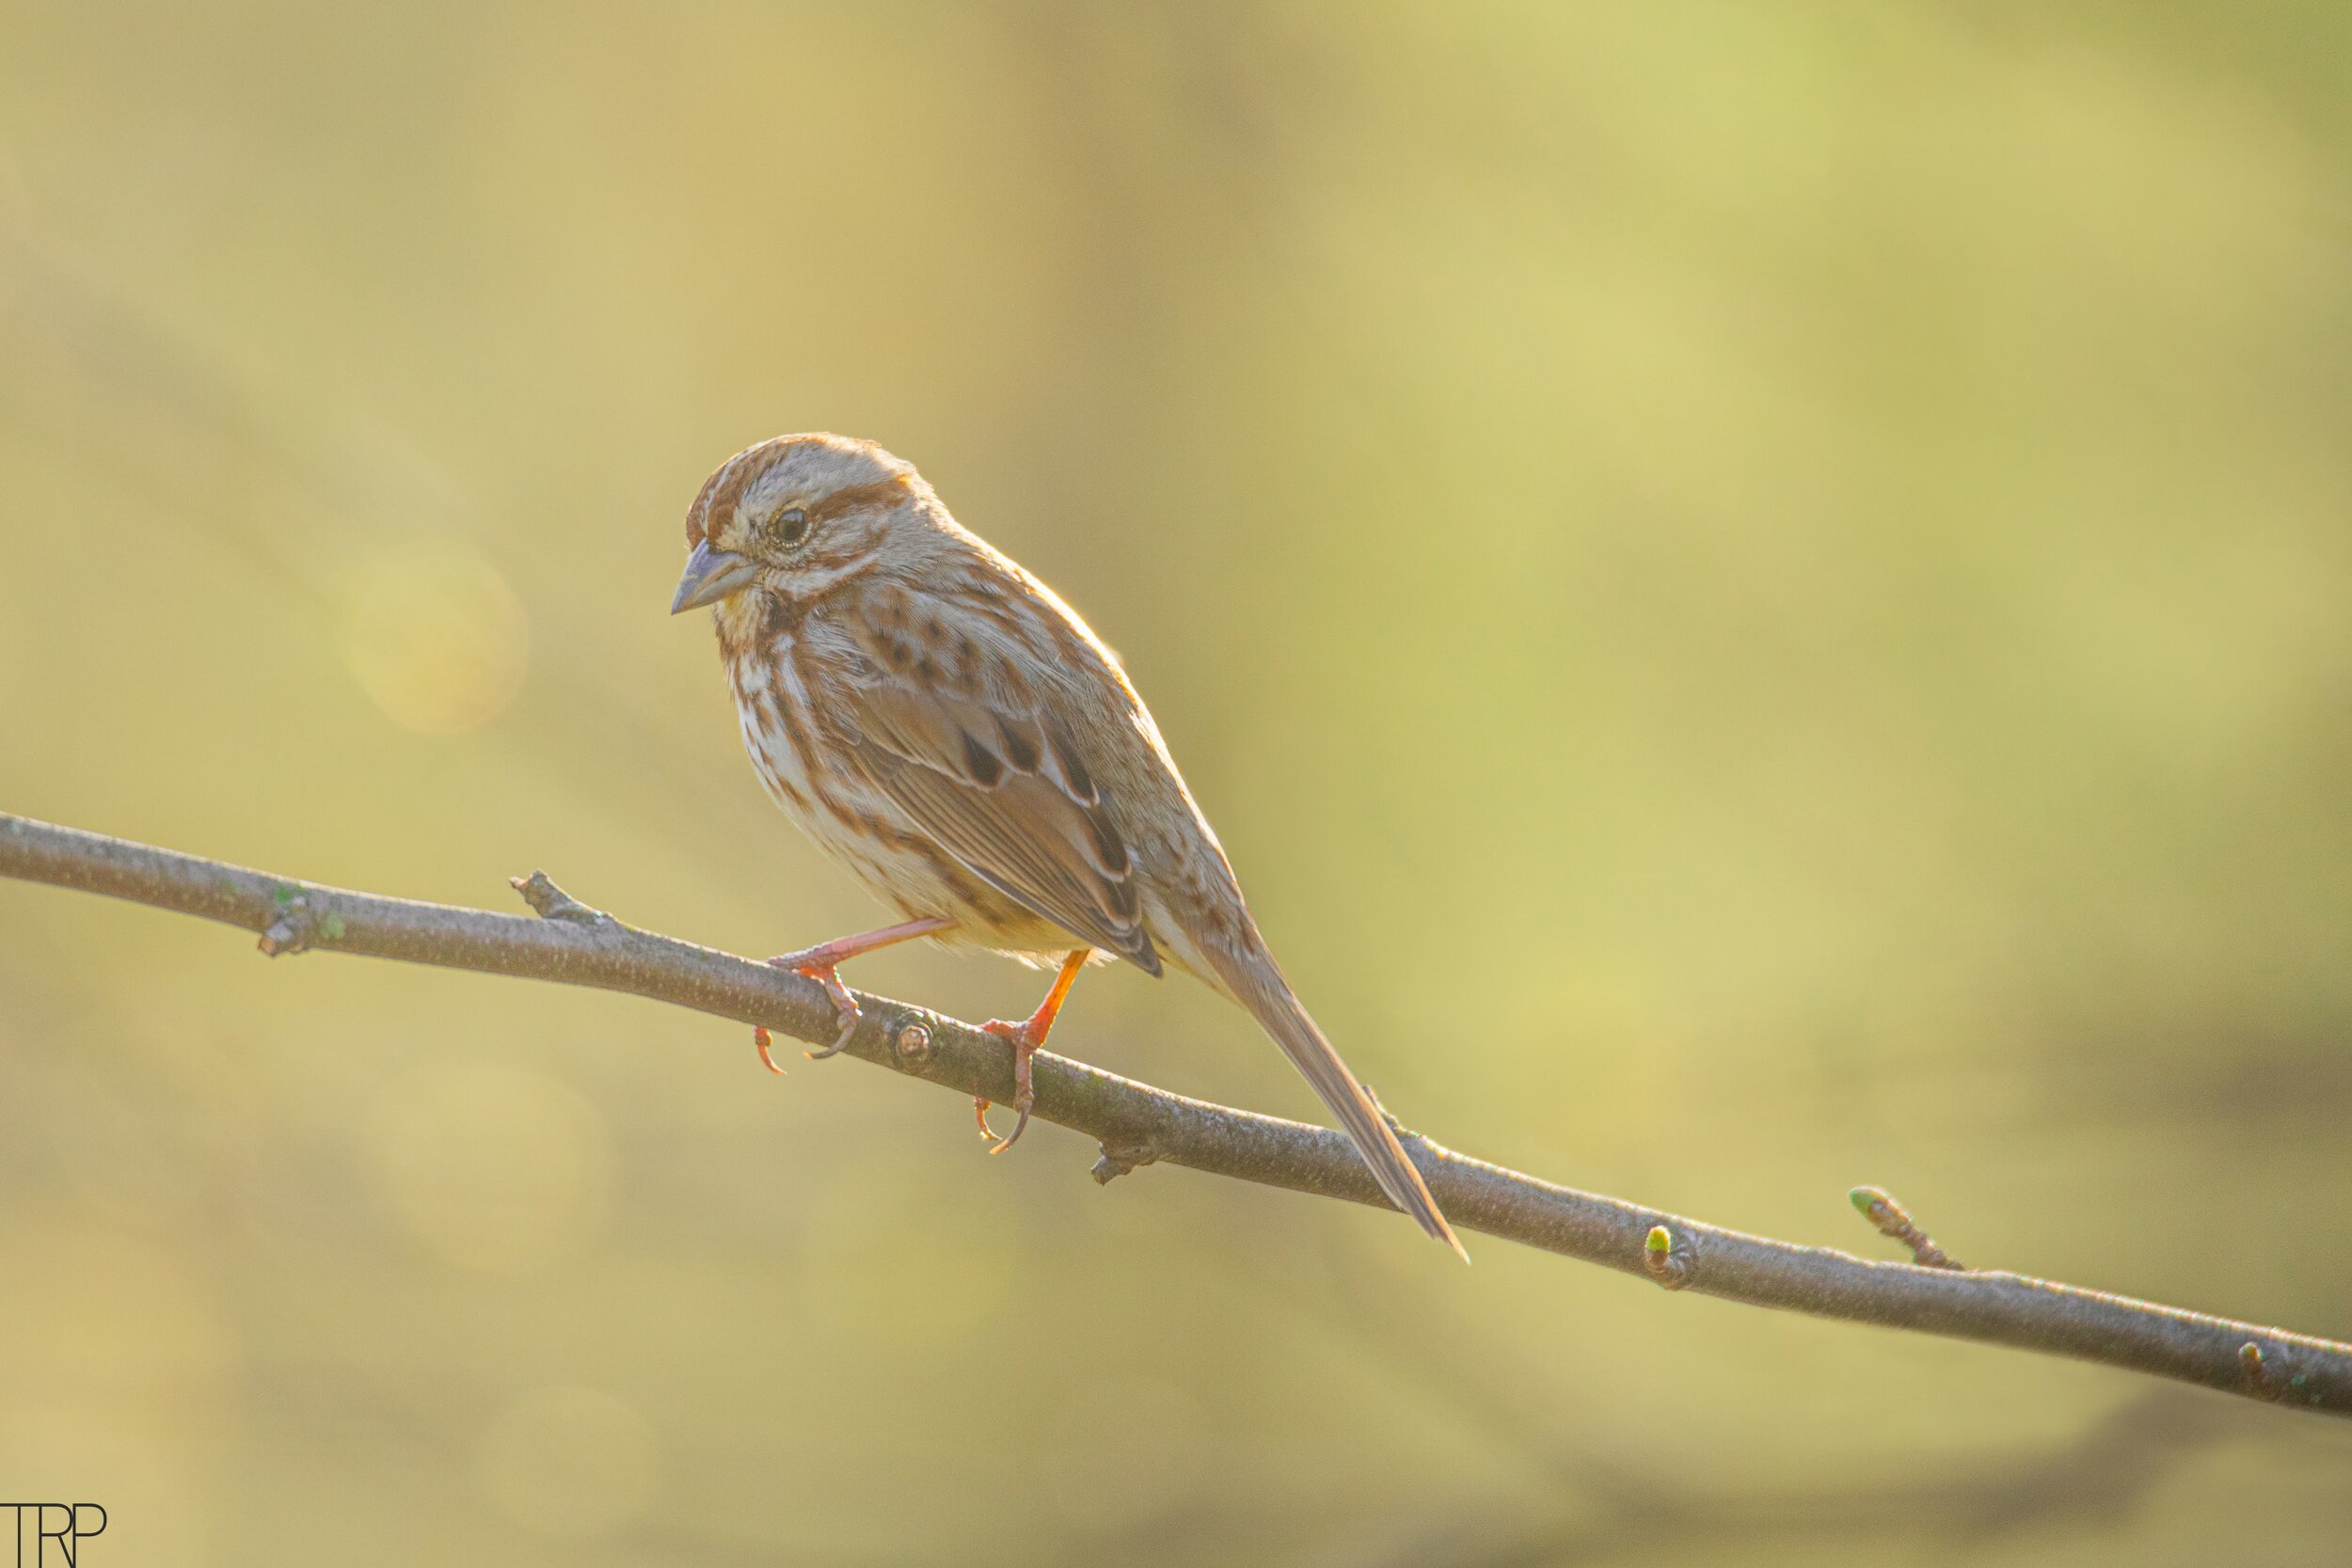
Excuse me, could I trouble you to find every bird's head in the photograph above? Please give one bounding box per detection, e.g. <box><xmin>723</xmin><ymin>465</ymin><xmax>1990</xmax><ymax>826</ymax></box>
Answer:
<box><xmin>671</xmin><ymin>433</ymin><xmax>930</xmax><ymax>627</ymax></box>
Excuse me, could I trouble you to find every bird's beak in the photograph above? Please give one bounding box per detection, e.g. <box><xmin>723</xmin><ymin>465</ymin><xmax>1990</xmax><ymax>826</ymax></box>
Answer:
<box><xmin>670</xmin><ymin>541</ymin><xmax>758</xmax><ymax>613</ymax></box>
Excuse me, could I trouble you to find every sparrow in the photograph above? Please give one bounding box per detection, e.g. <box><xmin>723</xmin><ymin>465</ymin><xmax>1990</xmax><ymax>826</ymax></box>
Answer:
<box><xmin>673</xmin><ymin>433</ymin><xmax>1462</xmax><ymax>1257</ymax></box>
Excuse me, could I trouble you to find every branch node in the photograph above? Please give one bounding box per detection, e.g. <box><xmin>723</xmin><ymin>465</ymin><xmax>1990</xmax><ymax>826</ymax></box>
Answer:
<box><xmin>509</xmin><ymin>870</ymin><xmax>609</xmax><ymax>927</ymax></box>
<box><xmin>1091</xmin><ymin>1139</ymin><xmax>1161</xmax><ymax>1185</ymax></box>
<box><xmin>256</xmin><ymin>883</ymin><xmax>328</xmax><ymax>957</ymax></box>
<box><xmin>1363</xmin><ymin>1083</ymin><xmax>1438</xmax><ymax>1147</ymax></box>
<box><xmin>2238</xmin><ymin>1340</ymin><xmax>2316</xmax><ymax>1404</ymax></box>
<box><xmin>1350</xmin><ymin>1085</ymin><xmax>1462</xmax><ymax>1167</ymax></box>
<box><xmin>1850</xmin><ymin>1185</ymin><xmax>1964</xmax><ymax>1270</ymax></box>
<box><xmin>1644</xmin><ymin>1223</ymin><xmax>1693</xmax><ymax>1290</ymax></box>
<box><xmin>894</xmin><ymin>1022</ymin><xmax>934</xmax><ymax>1066</ymax></box>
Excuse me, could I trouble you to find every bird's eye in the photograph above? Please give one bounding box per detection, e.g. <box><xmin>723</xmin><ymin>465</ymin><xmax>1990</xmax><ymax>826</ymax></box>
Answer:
<box><xmin>772</xmin><ymin>507</ymin><xmax>810</xmax><ymax>546</ymax></box>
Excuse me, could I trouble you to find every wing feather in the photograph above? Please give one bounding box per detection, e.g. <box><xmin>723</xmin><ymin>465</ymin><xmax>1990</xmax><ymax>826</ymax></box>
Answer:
<box><xmin>818</xmin><ymin>606</ymin><xmax>1160</xmax><ymax>974</ymax></box>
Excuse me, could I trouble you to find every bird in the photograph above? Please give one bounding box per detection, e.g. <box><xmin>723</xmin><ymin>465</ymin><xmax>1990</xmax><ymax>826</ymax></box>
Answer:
<box><xmin>671</xmin><ymin>432</ymin><xmax>1464</xmax><ymax>1259</ymax></box>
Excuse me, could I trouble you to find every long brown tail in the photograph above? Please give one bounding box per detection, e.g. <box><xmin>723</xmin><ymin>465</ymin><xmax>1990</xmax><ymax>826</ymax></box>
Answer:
<box><xmin>1217</xmin><ymin>957</ymin><xmax>1468</xmax><ymax>1261</ymax></box>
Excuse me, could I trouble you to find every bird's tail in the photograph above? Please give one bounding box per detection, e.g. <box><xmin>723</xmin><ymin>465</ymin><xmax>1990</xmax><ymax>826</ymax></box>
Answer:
<box><xmin>1216</xmin><ymin>954</ymin><xmax>1467</xmax><ymax>1261</ymax></box>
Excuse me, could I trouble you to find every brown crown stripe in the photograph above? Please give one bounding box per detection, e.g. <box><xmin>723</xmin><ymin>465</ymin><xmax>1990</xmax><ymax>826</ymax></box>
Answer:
<box><xmin>686</xmin><ymin>439</ymin><xmax>773</xmax><ymax>544</ymax></box>
<box><xmin>708</xmin><ymin>439</ymin><xmax>786</xmax><ymax>516</ymax></box>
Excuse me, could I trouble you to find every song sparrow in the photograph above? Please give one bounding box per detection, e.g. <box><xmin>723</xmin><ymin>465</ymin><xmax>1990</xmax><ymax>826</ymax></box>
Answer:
<box><xmin>672</xmin><ymin>433</ymin><xmax>1463</xmax><ymax>1258</ymax></box>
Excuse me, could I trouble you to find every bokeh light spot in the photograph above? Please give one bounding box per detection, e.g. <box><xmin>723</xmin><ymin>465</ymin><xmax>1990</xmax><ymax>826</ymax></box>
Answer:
<box><xmin>341</xmin><ymin>546</ymin><xmax>530</xmax><ymax>734</ymax></box>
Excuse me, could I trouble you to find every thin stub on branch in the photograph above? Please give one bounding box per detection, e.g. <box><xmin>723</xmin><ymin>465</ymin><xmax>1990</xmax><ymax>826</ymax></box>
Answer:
<box><xmin>1850</xmin><ymin>1185</ymin><xmax>1963</xmax><ymax>1270</ymax></box>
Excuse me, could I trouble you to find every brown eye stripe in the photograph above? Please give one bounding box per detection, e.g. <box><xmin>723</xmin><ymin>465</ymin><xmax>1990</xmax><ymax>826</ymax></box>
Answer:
<box><xmin>806</xmin><ymin>476</ymin><xmax>913</xmax><ymax>527</ymax></box>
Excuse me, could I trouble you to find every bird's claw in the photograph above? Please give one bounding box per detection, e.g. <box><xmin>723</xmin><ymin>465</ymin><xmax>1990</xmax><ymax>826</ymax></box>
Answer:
<box><xmin>973</xmin><ymin>1094</ymin><xmax>1035</xmax><ymax>1154</ymax></box>
<box><xmin>802</xmin><ymin>999</ymin><xmax>862</xmax><ymax>1060</ymax></box>
<box><xmin>972</xmin><ymin>1093</ymin><xmax>1035</xmax><ymax>1154</ymax></box>
<box><xmin>975</xmin><ymin>1018</ymin><xmax>1038</xmax><ymax>1153</ymax></box>
<box><xmin>757</xmin><ymin>953</ymin><xmax>864</xmax><ymax>1069</ymax></box>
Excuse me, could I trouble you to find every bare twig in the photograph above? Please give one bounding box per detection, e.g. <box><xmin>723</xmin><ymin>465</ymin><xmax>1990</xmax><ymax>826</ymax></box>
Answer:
<box><xmin>2</xmin><ymin>810</ymin><xmax>2346</xmax><ymax>1418</ymax></box>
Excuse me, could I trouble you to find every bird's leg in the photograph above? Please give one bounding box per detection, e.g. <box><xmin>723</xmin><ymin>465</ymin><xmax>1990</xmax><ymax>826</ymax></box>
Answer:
<box><xmin>756</xmin><ymin>915</ymin><xmax>956</xmax><ymax>1069</ymax></box>
<box><xmin>975</xmin><ymin>948</ymin><xmax>1089</xmax><ymax>1153</ymax></box>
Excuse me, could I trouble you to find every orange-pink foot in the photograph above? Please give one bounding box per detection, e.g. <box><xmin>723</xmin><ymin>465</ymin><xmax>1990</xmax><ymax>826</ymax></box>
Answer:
<box><xmin>972</xmin><ymin>949</ymin><xmax>1089</xmax><ymax>1154</ymax></box>
<box><xmin>752</xmin><ymin>916</ymin><xmax>954</xmax><ymax>1070</ymax></box>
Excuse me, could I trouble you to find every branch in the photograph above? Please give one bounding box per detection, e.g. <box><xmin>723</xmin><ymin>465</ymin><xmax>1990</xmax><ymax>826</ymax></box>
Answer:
<box><xmin>3</xmin><ymin>812</ymin><xmax>2345</xmax><ymax>1418</ymax></box>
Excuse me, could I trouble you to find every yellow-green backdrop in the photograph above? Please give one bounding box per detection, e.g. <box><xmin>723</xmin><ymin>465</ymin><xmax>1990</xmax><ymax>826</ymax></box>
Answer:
<box><xmin>2</xmin><ymin>3</ymin><xmax>2348</xmax><ymax>1562</ymax></box>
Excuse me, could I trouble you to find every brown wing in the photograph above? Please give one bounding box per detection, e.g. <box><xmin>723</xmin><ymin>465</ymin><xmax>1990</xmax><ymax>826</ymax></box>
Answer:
<box><xmin>819</xmin><ymin>615</ymin><xmax>1161</xmax><ymax>974</ymax></box>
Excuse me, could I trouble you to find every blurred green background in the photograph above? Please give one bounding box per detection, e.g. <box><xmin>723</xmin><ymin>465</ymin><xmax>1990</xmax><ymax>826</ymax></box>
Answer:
<box><xmin>3</xmin><ymin>2</ymin><xmax>2349</xmax><ymax>1562</ymax></box>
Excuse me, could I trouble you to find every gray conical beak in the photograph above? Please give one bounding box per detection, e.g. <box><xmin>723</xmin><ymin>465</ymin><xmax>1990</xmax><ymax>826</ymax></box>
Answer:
<box><xmin>671</xmin><ymin>540</ymin><xmax>758</xmax><ymax>613</ymax></box>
